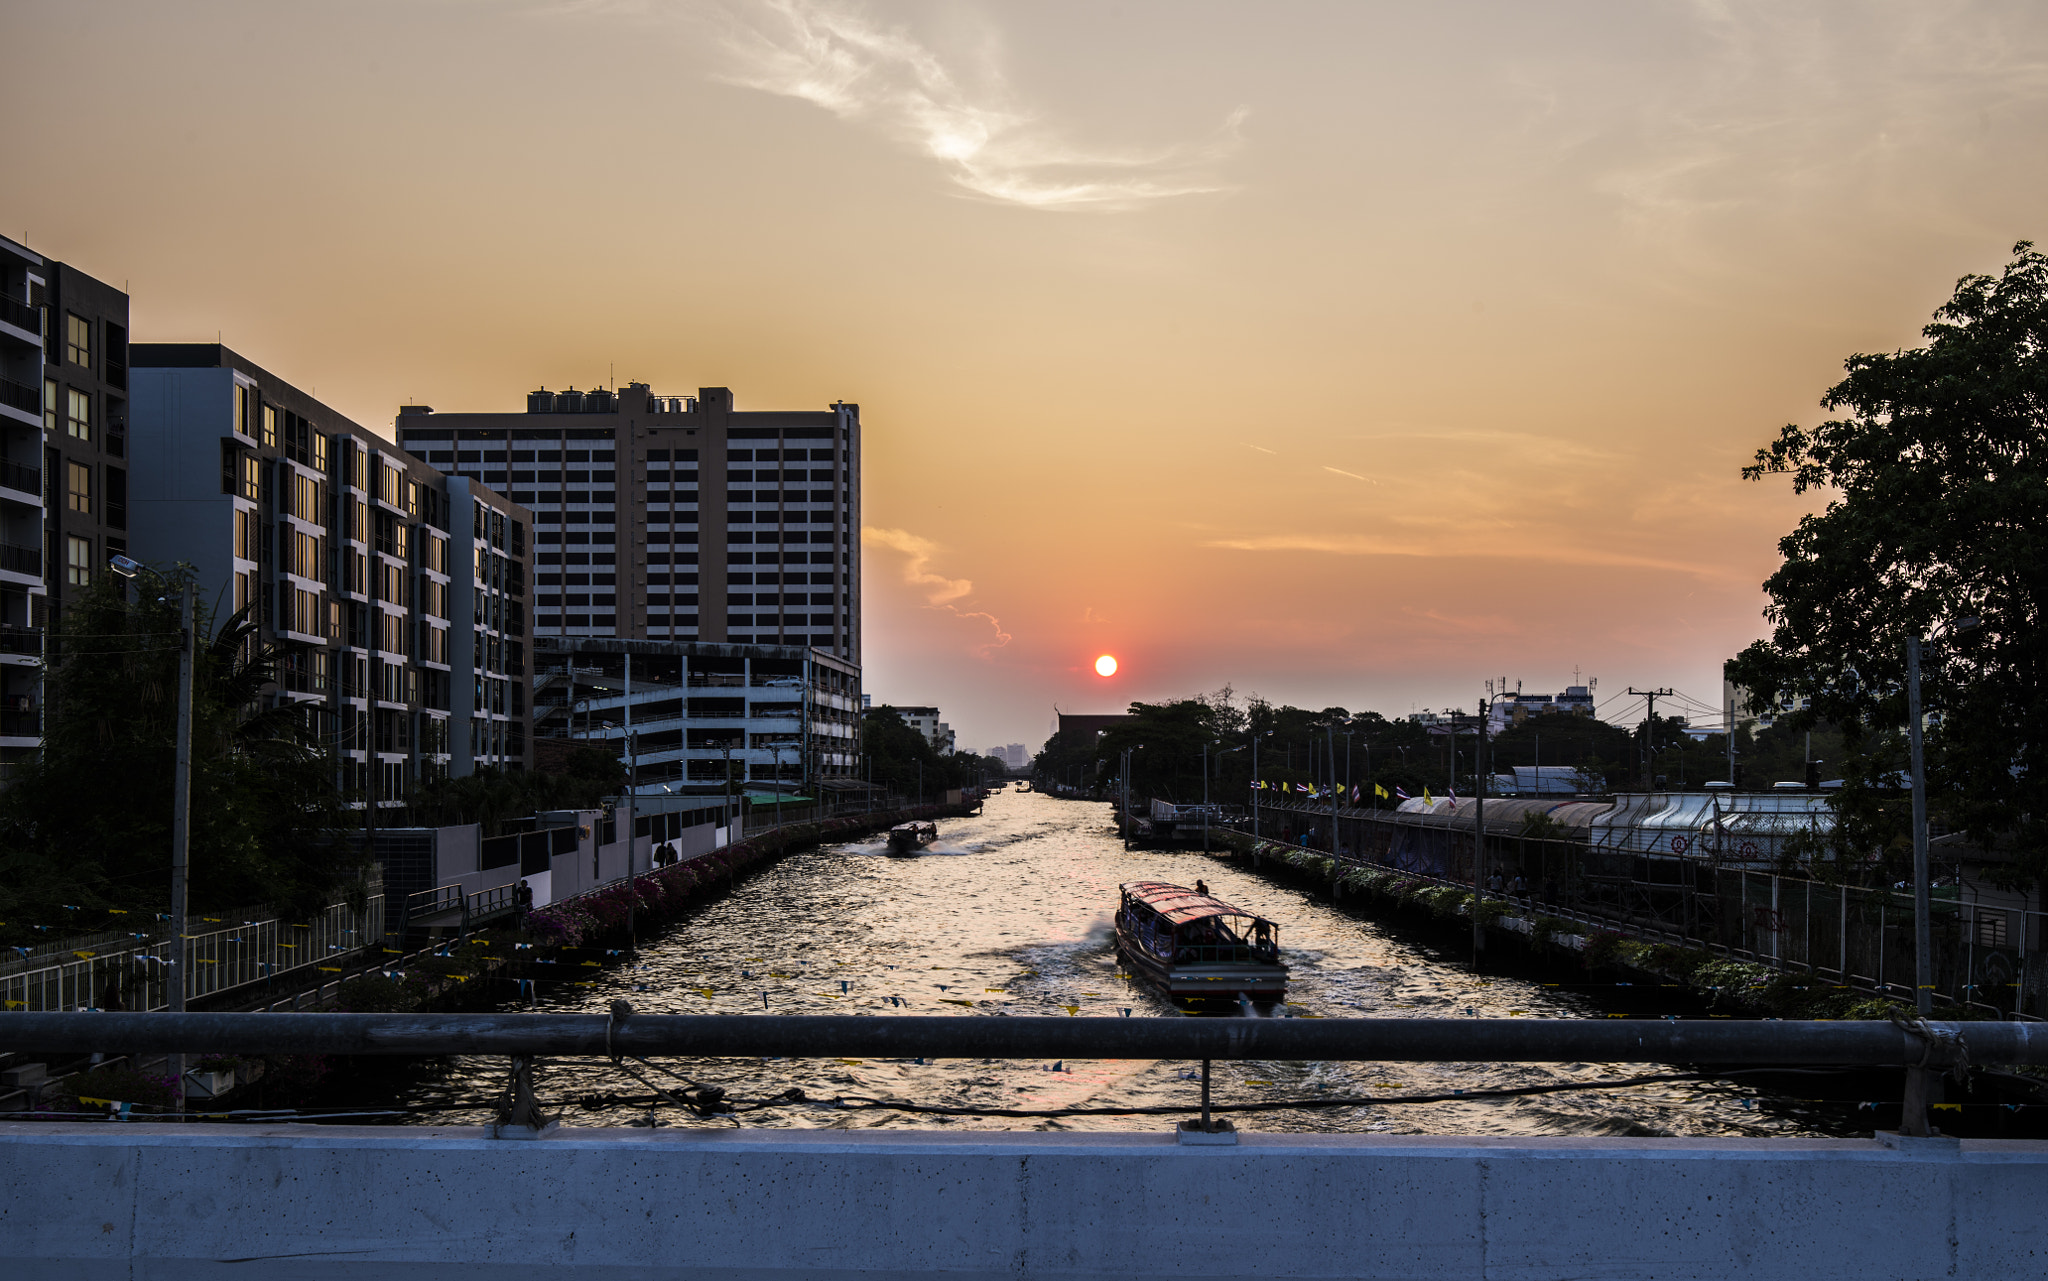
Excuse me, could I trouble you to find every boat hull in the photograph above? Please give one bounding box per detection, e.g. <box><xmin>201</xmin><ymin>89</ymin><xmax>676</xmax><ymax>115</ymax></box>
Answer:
<box><xmin>1114</xmin><ymin>926</ymin><xmax>1288</xmax><ymax>1001</ymax></box>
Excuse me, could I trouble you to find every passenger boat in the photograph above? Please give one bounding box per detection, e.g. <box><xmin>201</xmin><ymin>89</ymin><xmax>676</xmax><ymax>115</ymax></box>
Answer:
<box><xmin>1114</xmin><ymin>881</ymin><xmax>1287</xmax><ymax>1003</ymax></box>
<box><xmin>887</xmin><ymin>820</ymin><xmax>938</xmax><ymax>855</ymax></box>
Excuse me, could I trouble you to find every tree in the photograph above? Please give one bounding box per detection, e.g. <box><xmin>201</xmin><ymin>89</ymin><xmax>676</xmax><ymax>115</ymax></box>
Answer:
<box><xmin>1731</xmin><ymin>242</ymin><xmax>2048</xmax><ymax>882</ymax></box>
<box><xmin>0</xmin><ymin>571</ymin><xmax>358</xmax><ymax>941</ymax></box>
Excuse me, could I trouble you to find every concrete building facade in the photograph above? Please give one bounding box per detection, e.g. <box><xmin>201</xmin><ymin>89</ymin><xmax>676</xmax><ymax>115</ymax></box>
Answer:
<box><xmin>0</xmin><ymin>239</ymin><xmax>134</xmax><ymax>777</ymax></box>
<box><xmin>394</xmin><ymin>384</ymin><xmax>860</xmax><ymax>666</ymax></box>
<box><xmin>893</xmin><ymin>705</ymin><xmax>954</xmax><ymax>755</ymax></box>
<box><xmin>129</xmin><ymin>345</ymin><xmax>534</xmax><ymax>808</ymax></box>
<box><xmin>0</xmin><ymin>238</ymin><xmax>50</xmax><ymax>776</ymax></box>
<box><xmin>533</xmin><ymin>636</ymin><xmax>860</xmax><ymax>794</ymax></box>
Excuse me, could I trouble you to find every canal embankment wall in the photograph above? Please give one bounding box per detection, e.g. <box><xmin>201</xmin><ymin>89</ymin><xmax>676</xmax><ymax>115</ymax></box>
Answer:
<box><xmin>4</xmin><ymin>1123</ymin><xmax>2043</xmax><ymax>1278</ymax></box>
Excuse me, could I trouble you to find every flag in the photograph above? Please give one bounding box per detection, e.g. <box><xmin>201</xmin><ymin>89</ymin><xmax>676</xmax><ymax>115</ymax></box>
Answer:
<box><xmin>1423</xmin><ymin>788</ymin><xmax>1432</xmax><ymax>804</ymax></box>
<box><xmin>1351</xmin><ymin>785</ymin><xmax>1361</xmax><ymax>803</ymax></box>
<box><xmin>1395</xmin><ymin>786</ymin><xmax>1411</xmax><ymax>800</ymax></box>
<box><xmin>1375</xmin><ymin>783</ymin><xmax>1390</xmax><ymax>800</ymax></box>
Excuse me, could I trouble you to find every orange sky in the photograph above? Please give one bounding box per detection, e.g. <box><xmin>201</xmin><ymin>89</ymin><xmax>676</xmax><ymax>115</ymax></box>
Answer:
<box><xmin>10</xmin><ymin>1</ymin><xmax>2048</xmax><ymax>751</ymax></box>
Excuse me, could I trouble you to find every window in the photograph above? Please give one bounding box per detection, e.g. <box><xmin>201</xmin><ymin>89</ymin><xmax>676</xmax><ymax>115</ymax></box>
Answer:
<box><xmin>262</xmin><ymin>404</ymin><xmax>278</xmax><ymax>449</ymax></box>
<box><xmin>66</xmin><ymin>461</ymin><xmax>89</xmax><ymax>514</ymax></box>
<box><xmin>67</xmin><ymin>388</ymin><xmax>90</xmax><ymax>441</ymax></box>
<box><xmin>235</xmin><ymin>383</ymin><xmax>248</xmax><ymax>439</ymax></box>
<box><xmin>66</xmin><ymin>535</ymin><xmax>91</xmax><ymax>587</ymax></box>
<box><xmin>43</xmin><ymin>379</ymin><xmax>57</xmax><ymax>435</ymax></box>
<box><xmin>66</xmin><ymin>314</ymin><xmax>90</xmax><ymax>368</ymax></box>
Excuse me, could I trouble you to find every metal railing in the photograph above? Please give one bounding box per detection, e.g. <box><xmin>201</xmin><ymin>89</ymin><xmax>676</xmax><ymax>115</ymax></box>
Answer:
<box><xmin>0</xmin><ymin>376</ymin><xmax>37</xmax><ymax>417</ymax></box>
<box><xmin>0</xmin><ymin>541</ymin><xmax>40</xmax><ymax>576</ymax></box>
<box><xmin>0</xmin><ymin>625</ymin><xmax>40</xmax><ymax>656</ymax></box>
<box><xmin>0</xmin><ymin>895</ymin><xmax>385</xmax><ymax>1014</ymax></box>
<box><xmin>0</xmin><ymin>457</ymin><xmax>39</xmax><ymax>496</ymax></box>
<box><xmin>4</xmin><ymin>1011</ymin><xmax>2040</xmax><ymax>1065</ymax></box>
<box><xmin>0</xmin><ymin>295</ymin><xmax>41</xmax><ymax>333</ymax></box>
<box><xmin>1245</xmin><ymin>804</ymin><xmax>2047</xmax><ymax>1019</ymax></box>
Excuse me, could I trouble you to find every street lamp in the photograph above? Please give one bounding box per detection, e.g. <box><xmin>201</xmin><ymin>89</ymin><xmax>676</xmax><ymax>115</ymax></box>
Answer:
<box><xmin>1906</xmin><ymin>616</ymin><xmax>1981</xmax><ymax>1022</ymax></box>
<box><xmin>108</xmin><ymin>554</ymin><xmax>195</xmax><ymax>1105</ymax></box>
<box><xmin>1248</xmin><ymin>732</ymin><xmax>1261</xmax><ymax>839</ymax></box>
<box><xmin>1208</xmin><ymin>742</ymin><xmax>1245</xmax><ymax>853</ymax></box>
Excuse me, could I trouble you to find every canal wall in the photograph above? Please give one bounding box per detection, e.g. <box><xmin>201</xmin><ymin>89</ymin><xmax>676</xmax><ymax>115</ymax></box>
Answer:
<box><xmin>4</xmin><ymin>1123</ymin><xmax>2044</xmax><ymax>1278</ymax></box>
<box><xmin>1207</xmin><ymin>831</ymin><xmax>1927</xmax><ymax>1022</ymax></box>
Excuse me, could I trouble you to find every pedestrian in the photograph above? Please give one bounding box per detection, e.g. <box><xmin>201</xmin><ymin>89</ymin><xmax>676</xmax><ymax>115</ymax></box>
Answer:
<box><xmin>1511</xmin><ymin>874</ymin><xmax>1526</xmax><ymax>899</ymax></box>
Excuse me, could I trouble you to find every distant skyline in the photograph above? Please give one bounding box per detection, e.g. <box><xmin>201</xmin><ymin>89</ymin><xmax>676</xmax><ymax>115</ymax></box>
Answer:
<box><xmin>8</xmin><ymin>1</ymin><xmax>2048</xmax><ymax>751</ymax></box>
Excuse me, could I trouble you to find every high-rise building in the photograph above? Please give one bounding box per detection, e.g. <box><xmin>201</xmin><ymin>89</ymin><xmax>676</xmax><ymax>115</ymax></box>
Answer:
<box><xmin>394</xmin><ymin>384</ymin><xmax>860</xmax><ymax>665</ymax></box>
<box><xmin>0</xmin><ymin>238</ymin><xmax>133</xmax><ymax>778</ymax></box>
<box><xmin>129</xmin><ymin>345</ymin><xmax>535</xmax><ymax>808</ymax></box>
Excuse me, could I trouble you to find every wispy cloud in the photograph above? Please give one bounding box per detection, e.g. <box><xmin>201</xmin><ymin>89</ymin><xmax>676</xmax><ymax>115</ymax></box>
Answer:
<box><xmin>1321</xmin><ymin>465</ymin><xmax>1377</xmax><ymax>484</ymax></box>
<box><xmin>1202</xmin><ymin>532</ymin><xmax>1737</xmax><ymax>581</ymax></box>
<box><xmin>709</xmin><ymin>0</ymin><xmax>1244</xmax><ymax>210</ymax></box>
<box><xmin>864</xmin><ymin>526</ymin><xmax>1012</xmax><ymax>652</ymax></box>
<box><xmin>1241</xmin><ymin>442</ymin><xmax>1277</xmax><ymax>455</ymax></box>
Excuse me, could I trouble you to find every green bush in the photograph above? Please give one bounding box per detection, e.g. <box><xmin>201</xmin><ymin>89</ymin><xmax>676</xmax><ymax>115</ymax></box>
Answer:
<box><xmin>1581</xmin><ymin>930</ymin><xmax>1626</xmax><ymax>971</ymax></box>
<box><xmin>63</xmin><ymin>1064</ymin><xmax>178</xmax><ymax>1112</ymax></box>
<box><xmin>1529</xmin><ymin>916</ymin><xmax>1575</xmax><ymax>952</ymax></box>
<box><xmin>1471</xmin><ymin>898</ymin><xmax>1511</xmax><ymax>928</ymax></box>
<box><xmin>338</xmin><ymin>973</ymin><xmax>427</xmax><ymax>1013</ymax></box>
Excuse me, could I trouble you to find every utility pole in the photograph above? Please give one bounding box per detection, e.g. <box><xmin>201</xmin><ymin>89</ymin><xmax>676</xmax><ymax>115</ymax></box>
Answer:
<box><xmin>168</xmin><ymin>586</ymin><xmax>195</xmax><ymax>1106</ymax></box>
<box><xmin>1727</xmin><ymin>690</ymin><xmax>1738</xmax><ymax>787</ymax></box>
<box><xmin>1473</xmin><ymin>697</ymin><xmax>1488</xmax><ymax>959</ymax></box>
<box><xmin>1326</xmin><ymin>720</ymin><xmax>1339</xmax><ymax>862</ymax></box>
<box><xmin>1628</xmin><ymin>687</ymin><xmax>1674</xmax><ymax>790</ymax></box>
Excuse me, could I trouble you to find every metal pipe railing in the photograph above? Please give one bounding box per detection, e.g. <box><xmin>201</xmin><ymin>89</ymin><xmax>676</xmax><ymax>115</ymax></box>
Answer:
<box><xmin>2</xmin><ymin>1013</ymin><xmax>2040</xmax><ymax>1064</ymax></box>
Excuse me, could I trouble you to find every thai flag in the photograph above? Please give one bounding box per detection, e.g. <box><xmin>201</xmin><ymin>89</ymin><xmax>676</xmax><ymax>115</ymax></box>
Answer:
<box><xmin>1395</xmin><ymin>787</ymin><xmax>1411</xmax><ymax>800</ymax></box>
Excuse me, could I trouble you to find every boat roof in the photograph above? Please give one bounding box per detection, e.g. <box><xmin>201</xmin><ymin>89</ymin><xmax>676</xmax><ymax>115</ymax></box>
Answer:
<box><xmin>1122</xmin><ymin>881</ymin><xmax>1271</xmax><ymax>926</ymax></box>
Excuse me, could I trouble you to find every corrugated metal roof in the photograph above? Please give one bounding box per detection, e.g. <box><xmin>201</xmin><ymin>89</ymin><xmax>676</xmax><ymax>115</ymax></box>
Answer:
<box><xmin>1122</xmin><ymin>881</ymin><xmax>1272</xmax><ymax>926</ymax></box>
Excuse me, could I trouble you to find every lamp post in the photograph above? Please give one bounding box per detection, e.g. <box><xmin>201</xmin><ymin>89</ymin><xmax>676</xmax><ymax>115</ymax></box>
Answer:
<box><xmin>109</xmin><ymin>555</ymin><xmax>194</xmax><ymax>1106</ymax></box>
<box><xmin>1906</xmin><ymin>616</ymin><xmax>1979</xmax><ymax>1034</ymax></box>
<box><xmin>770</xmin><ymin>743</ymin><xmax>790</xmax><ymax>829</ymax></box>
<box><xmin>1251</xmin><ymin>731</ymin><xmax>1273</xmax><ymax>840</ymax></box>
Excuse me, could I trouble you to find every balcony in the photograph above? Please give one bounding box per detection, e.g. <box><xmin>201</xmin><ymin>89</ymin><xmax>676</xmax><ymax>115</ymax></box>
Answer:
<box><xmin>0</xmin><ymin>542</ymin><xmax>40</xmax><ymax>578</ymax></box>
<box><xmin>0</xmin><ymin>376</ymin><xmax>39</xmax><ymax>420</ymax></box>
<box><xmin>0</xmin><ymin>626</ymin><xmax>42</xmax><ymax>658</ymax></box>
<box><xmin>0</xmin><ymin>457</ymin><xmax>39</xmax><ymax>502</ymax></box>
<box><xmin>0</xmin><ymin>708</ymin><xmax>40</xmax><ymax>738</ymax></box>
<box><xmin>0</xmin><ymin>296</ymin><xmax>39</xmax><ymax>338</ymax></box>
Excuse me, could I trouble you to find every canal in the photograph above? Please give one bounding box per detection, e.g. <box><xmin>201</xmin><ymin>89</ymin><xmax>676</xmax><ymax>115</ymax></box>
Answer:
<box><xmin>394</xmin><ymin>788</ymin><xmax>1853</xmax><ymax>1136</ymax></box>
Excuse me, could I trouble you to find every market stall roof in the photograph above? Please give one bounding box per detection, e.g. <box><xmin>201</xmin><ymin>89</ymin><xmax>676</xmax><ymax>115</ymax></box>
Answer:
<box><xmin>742</xmin><ymin>792</ymin><xmax>813</xmax><ymax>805</ymax></box>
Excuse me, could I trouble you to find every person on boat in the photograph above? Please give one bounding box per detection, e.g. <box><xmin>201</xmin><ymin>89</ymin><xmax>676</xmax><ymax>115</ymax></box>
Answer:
<box><xmin>1195</xmin><ymin>879</ymin><xmax>1211</xmax><ymax>897</ymax></box>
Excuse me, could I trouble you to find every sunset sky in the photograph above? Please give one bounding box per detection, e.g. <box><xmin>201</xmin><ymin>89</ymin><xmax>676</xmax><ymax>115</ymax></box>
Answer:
<box><xmin>10</xmin><ymin>1</ymin><xmax>2048</xmax><ymax>753</ymax></box>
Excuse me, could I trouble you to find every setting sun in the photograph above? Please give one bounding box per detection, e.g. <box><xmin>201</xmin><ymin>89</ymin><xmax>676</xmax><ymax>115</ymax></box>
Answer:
<box><xmin>1094</xmin><ymin>655</ymin><xmax>1118</xmax><ymax>677</ymax></box>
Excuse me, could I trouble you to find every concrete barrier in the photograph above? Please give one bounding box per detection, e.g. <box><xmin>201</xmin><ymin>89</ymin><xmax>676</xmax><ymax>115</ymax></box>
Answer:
<box><xmin>3</xmin><ymin>1124</ymin><xmax>2044</xmax><ymax>1278</ymax></box>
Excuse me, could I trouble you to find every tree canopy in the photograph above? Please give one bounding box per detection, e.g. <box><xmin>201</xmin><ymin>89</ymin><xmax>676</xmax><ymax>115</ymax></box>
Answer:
<box><xmin>0</xmin><ymin>571</ymin><xmax>358</xmax><ymax>942</ymax></box>
<box><xmin>1731</xmin><ymin>242</ymin><xmax>2048</xmax><ymax>881</ymax></box>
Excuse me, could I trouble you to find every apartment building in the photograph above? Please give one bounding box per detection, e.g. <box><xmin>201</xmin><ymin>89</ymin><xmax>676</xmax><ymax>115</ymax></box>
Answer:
<box><xmin>533</xmin><ymin>637</ymin><xmax>860</xmax><ymax>794</ymax></box>
<box><xmin>0</xmin><ymin>237</ymin><xmax>48</xmax><ymax>775</ymax></box>
<box><xmin>129</xmin><ymin>345</ymin><xmax>534</xmax><ymax>807</ymax></box>
<box><xmin>0</xmin><ymin>239</ymin><xmax>136</xmax><ymax>776</ymax></box>
<box><xmin>394</xmin><ymin>384</ymin><xmax>860</xmax><ymax>666</ymax></box>
<box><xmin>893</xmin><ymin>706</ymin><xmax>955</xmax><ymax>755</ymax></box>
